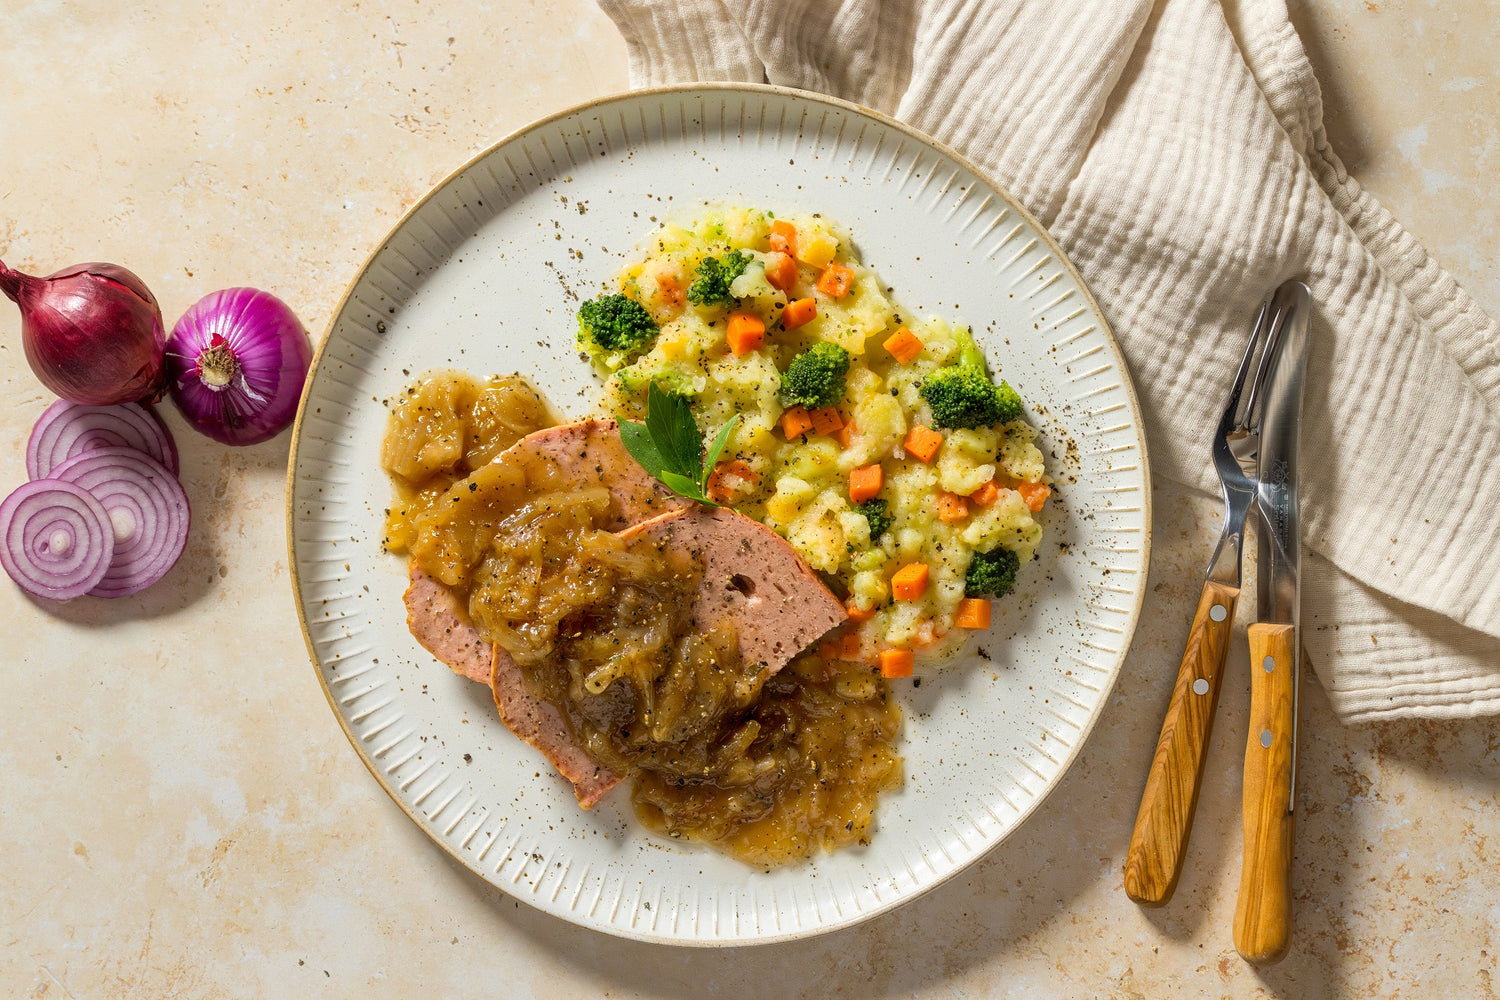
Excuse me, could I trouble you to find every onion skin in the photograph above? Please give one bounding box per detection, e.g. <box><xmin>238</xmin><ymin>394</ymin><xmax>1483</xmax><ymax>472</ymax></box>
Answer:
<box><xmin>0</xmin><ymin>259</ymin><xmax>168</xmax><ymax>406</ymax></box>
<box><xmin>165</xmin><ymin>287</ymin><xmax>313</xmax><ymax>446</ymax></box>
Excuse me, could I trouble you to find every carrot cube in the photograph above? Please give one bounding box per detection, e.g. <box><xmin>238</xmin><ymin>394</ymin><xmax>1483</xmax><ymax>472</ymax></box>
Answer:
<box><xmin>891</xmin><ymin>562</ymin><xmax>929</xmax><ymax>601</ymax></box>
<box><xmin>808</xmin><ymin>406</ymin><xmax>844</xmax><ymax>436</ymax></box>
<box><xmin>725</xmin><ymin>312</ymin><xmax>766</xmax><ymax>355</ymax></box>
<box><xmin>968</xmin><ymin>480</ymin><xmax>1001</xmax><ymax>507</ymax></box>
<box><xmin>816</xmin><ymin>261</ymin><xmax>855</xmax><ymax>299</ymax></box>
<box><xmin>879</xmin><ymin>648</ymin><xmax>915</xmax><ymax>679</ymax></box>
<box><xmin>903</xmin><ymin>424</ymin><xmax>943</xmax><ymax>463</ymax></box>
<box><xmin>1015</xmin><ymin>480</ymin><xmax>1051</xmax><ymax>512</ymax></box>
<box><xmin>846</xmin><ymin>599</ymin><xmax>877</xmax><ymax>624</ymax></box>
<box><xmin>954</xmin><ymin>597</ymin><xmax>991</xmax><ymax>630</ymax></box>
<box><xmin>833</xmin><ymin>422</ymin><xmax>854</xmax><ymax>449</ymax></box>
<box><xmin>882</xmin><ymin>326</ymin><xmax>923</xmax><ymax>363</ymax></box>
<box><xmin>934</xmin><ymin>491</ymin><xmax>969</xmax><ymax>523</ymax></box>
<box><xmin>848</xmin><ymin>464</ymin><xmax>883</xmax><ymax>503</ymax></box>
<box><xmin>768</xmin><ymin>220</ymin><xmax>798</xmax><ymax>257</ymax></box>
<box><xmin>658</xmin><ymin>273</ymin><xmax>685</xmax><ymax>309</ymax></box>
<box><xmin>764</xmin><ymin>251</ymin><xmax>799</xmax><ymax>291</ymax></box>
<box><xmin>706</xmin><ymin>459</ymin><xmax>757</xmax><ymax>503</ymax></box>
<box><xmin>781</xmin><ymin>297</ymin><xmax>817</xmax><ymax>330</ymax></box>
<box><xmin>781</xmin><ymin>405</ymin><xmax>815</xmax><ymax>439</ymax></box>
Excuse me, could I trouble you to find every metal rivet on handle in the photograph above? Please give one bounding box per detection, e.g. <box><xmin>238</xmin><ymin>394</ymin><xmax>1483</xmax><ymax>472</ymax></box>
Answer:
<box><xmin>1260</xmin><ymin>730</ymin><xmax>1273</xmax><ymax>748</ymax></box>
<box><xmin>1263</xmin><ymin>655</ymin><xmax>1275</xmax><ymax>673</ymax></box>
<box><xmin>1209</xmin><ymin>604</ymin><xmax>1227</xmax><ymax>622</ymax></box>
<box><xmin>1192</xmin><ymin>678</ymin><xmax>1209</xmax><ymax>696</ymax></box>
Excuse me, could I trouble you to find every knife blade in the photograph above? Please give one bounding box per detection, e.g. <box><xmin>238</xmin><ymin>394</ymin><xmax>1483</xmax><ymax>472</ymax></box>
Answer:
<box><xmin>1233</xmin><ymin>279</ymin><xmax>1310</xmax><ymax>965</ymax></box>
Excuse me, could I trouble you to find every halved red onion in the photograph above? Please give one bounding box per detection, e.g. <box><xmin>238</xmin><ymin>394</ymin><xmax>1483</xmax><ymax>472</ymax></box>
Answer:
<box><xmin>0</xmin><ymin>478</ymin><xmax>116</xmax><ymax>600</ymax></box>
<box><xmin>26</xmin><ymin>399</ymin><xmax>179</xmax><ymax>480</ymax></box>
<box><xmin>48</xmin><ymin>446</ymin><xmax>190</xmax><ymax>598</ymax></box>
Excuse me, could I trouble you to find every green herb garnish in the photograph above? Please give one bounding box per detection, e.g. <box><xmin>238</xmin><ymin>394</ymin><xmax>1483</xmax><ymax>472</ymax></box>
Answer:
<box><xmin>620</xmin><ymin>381</ymin><xmax>740</xmax><ymax>506</ymax></box>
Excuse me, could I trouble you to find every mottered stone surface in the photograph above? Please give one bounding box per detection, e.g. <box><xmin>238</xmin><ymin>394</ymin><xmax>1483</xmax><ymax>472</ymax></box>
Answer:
<box><xmin>1</xmin><ymin>1</ymin><xmax>1495</xmax><ymax>996</ymax></box>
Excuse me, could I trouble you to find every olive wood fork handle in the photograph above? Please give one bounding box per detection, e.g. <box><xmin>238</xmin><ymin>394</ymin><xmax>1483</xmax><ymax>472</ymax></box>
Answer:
<box><xmin>1234</xmin><ymin>622</ymin><xmax>1296</xmax><ymax>964</ymax></box>
<box><xmin>1123</xmin><ymin>579</ymin><xmax>1239</xmax><ymax>906</ymax></box>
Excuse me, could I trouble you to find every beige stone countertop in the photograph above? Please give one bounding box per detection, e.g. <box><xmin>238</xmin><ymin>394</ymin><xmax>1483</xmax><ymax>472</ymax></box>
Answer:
<box><xmin>2</xmin><ymin>2</ymin><xmax>1495</xmax><ymax>997</ymax></box>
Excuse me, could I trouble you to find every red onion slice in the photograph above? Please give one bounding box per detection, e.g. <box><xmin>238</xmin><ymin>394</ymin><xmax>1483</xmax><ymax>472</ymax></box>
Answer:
<box><xmin>0</xmin><ymin>479</ymin><xmax>116</xmax><ymax>600</ymax></box>
<box><xmin>26</xmin><ymin>399</ymin><xmax>179</xmax><ymax>480</ymax></box>
<box><xmin>48</xmin><ymin>447</ymin><xmax>191</xmax><ymax>598</ymax></box>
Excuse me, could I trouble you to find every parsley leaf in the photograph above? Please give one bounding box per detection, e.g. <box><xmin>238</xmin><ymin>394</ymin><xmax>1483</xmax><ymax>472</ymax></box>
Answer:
<box><xmin>620</xmin><ymin>381</ymin><xmax>741</xmax><ymax>506</ymax></box>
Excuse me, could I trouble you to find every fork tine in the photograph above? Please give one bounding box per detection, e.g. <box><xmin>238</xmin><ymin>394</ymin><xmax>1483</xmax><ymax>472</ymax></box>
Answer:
<box><xmin>1219</xmin><ymin>298</ymin><xmax>1272</xmax><ymax>434</ymax></box>
<box><xmin>1243</xmin><ymin>299</ymin><xmax>1289</xmax><ymax>432</ymax></box>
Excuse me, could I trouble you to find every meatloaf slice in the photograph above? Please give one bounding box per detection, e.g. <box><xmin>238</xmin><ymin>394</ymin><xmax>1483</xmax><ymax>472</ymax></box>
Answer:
<box><xmin>489</xmin><ymin>644</ymin><xmax>625</xmax><ymax>808</ymax></box>
<box><xmin>404</xmin><ymin>564</ymin><xmax>490</xmax><ymax>685</ymax></box>
<box><xmin>615</xmin><ymin>506</ymin><xmax>848</xmax><ymax>676</ymax></box>
<box><xmin>486</xmin><ymin>505</ymin><xmax>846</xmax><ymax>806</ymax></box>
<box><xmin>402</xmin><ymin>417</ymin><xmax>685</xmax><ymax>686</ymax></box>
<box><xmin>402</xmin><ymin>432</ymin><xmax>845</xmax><ymax>809</ymax></box>
<box><xmin>511</xmin><ymin>418</ymin><xmax>687</xmax><ymax>531</ymax></box>
<box><xmin>404</xmin><ymin>562</ymin><xmax>627</xmax><ymax>806</ymax></box>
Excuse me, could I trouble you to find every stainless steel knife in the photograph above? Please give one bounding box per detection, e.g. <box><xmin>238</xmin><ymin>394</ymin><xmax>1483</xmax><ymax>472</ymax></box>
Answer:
<box><xmin>1233</xmin><ymin>279</ymin><xmax>1311</xmax><ymax>965</ymax></box>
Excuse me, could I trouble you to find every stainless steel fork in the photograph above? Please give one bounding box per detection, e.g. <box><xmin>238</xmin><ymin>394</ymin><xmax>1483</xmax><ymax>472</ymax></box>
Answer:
<box><xmin>1123</xmin><ymin>297</ymin><xmax>1292</xmax><ymax>906</ymax></box>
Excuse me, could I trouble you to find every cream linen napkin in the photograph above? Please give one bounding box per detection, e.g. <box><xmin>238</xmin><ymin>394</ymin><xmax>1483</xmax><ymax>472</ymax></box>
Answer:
<box><xmin>595</xmin><ymin>0</ymin><xmax>1500</xmax><ymax>723</ymax></box>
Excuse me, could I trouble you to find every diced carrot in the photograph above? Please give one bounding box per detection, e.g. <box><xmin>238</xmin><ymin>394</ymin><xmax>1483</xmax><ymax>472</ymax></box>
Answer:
<box><xmin>781</xmin><ymin>297</ymin><xmax>817</xmax><ymax>330</ymax></box>
<box><xmin>1014</xmin><ymin>480</ymin><xmax>1052</xmax><ymax>512</ymax></box>
<box><xmin>816</xmin><ymin>261</ymin><xmax>855</xmax><ymax>299</ymax></box>
<box><xmin>903</xmin><ymin>424</ymin><xmax>943</xmax><ymax>463</ymax></box>
<box><xmin>934</xmin><ymin>491</ymin><xmax>969</xmax><ymax>523</ymax></box>
<box><xmin>706</xmin><ymin>459</ymin><xmax>758</xmax><ymax>503</ymax></box>
<box><xmin>846</xmin><ymin>599</ymin><xmax>877</xmax><ymax>623</ymax></box>
<box><xmin>833</xmin><ymin>421</ymin><xmax>854</xmax><ymax>449</ymax></box>
<box><xmin>891</xmin><ymin>562</ymin><xmax>929</xmax><ymax>601</ymax></box>
<box><xmin>955</xmin><ymin>597</ymin><xmax>992</xmax><ymax>630</ymax></box>
<box><xmin>768</xmin><ymin>220</ymin><xmax>798</xmax><ymax>257</ymax></box>
<box><xmin>809</xmin><ymin>406</ymin><xmax>844</xmax><ymax>435</ymax></box>
<box><xmin>968</xmin><ymin>480</ymin><xmax>1001</xmax><ymax>507</ymax></box>
<box><xmin>764</xmin><ymin>251</ymin><xmax>799</xmax><ymax>291</ymax></box>
<box><xmin>725</xmin><ymin>312</ymin><xmax>766</xmax><ymax>355</ymax></box>
<box><xmin>657</xmin><ymin>272</ymin><xmax>685</xmax><ymax>310</ymax></box>
<box><xmin>879</xmin><ymin>648</ymin><xmax>915</xmax><ymax>679</ymax></box>
<box><xmin>840</xmin><ymin>630</ymin><xmax>863</xmax><ymax>658</ymax></box>
<box><xmin>781</xmin><ymin>405</ymin><xmax>814</xmax><ymax>439</ymax></box>
<box><xmin>882</xmin><ymin>326</ymin><xmax>923</xmax><ymax>363</ymax></box>
<box><xmin>848</xmin><ymin>464</ymin><xmax>883</xmax><ymax>503</ymax></box>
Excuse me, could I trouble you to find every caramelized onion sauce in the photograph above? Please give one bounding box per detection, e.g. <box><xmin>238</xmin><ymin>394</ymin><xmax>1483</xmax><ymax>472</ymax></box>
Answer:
<box><xmin>383</xmin><ymin>371</ymin><xmax>902</xmax><ymax>866</ymax></box>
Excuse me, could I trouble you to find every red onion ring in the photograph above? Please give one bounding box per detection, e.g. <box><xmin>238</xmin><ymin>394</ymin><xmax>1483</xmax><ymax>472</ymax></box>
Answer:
<box><xmin>26</xmin><ymin>399</ymin><xmax>179</xmax><ymax>480</ymax></box>
<box><xmin>48</xmin><ymin>447</ymin><xmax>190</xmax><ymax>598</ymax></box>
<box><xmin>0</xmin><ymin>479</ymin><xmax>116</xmax><ymax>600</ymax></box>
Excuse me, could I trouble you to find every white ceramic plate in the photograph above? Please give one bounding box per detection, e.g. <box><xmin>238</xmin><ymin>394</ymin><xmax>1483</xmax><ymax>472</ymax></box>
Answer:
<box><xmin>288</xmin><ymin>84</ymin><xmax>1150</xmax><ymax>946</ymax></box>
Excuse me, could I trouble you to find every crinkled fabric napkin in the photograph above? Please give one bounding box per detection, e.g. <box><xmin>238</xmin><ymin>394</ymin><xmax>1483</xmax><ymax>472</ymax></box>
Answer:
<box><xmin>595</xmin><ymin>0</ymin><xmax>1500</xmax><ymax>722</ymax></box>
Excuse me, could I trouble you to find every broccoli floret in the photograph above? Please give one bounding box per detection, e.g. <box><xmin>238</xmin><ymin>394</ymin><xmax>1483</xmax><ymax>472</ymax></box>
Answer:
<box><xmin>780</xmin><ymin>342</ymin><xmax>851</xmax><ymax>409</ymax></box>
<box><xmin>578</xmin><ymin>293</ymin><xmax>658</xmax><ymax>355</ymax></box>
<box><xmin>853</xmin><ymin>498</ymin><xmax>893</xmax><ymax>541</ymax></box>
<box><xmin>686</xmin><ymin>250</ymin><xmax>753</xmax><ymax>307</ymax></box>
<box><xmin>918</xmin><ymin>328</ymin><xmax>1024</xmax><ymax>429</ymax></box>
<box><xmin>612</xmin><ymin>359</ymin><xmax>696</xmax><ymax>399</ymax></box>
<box><xmin>964</xmin><ymin>546</ymin><xmax>1020</xmax><ymax>598</ymax></box>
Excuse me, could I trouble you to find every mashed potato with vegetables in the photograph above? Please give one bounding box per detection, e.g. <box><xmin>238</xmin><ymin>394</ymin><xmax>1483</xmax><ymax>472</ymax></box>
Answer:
<box><xmin>580</xmin><ymin>204</ymin><xmax>1049</xmax><ymax>672</ymax></box>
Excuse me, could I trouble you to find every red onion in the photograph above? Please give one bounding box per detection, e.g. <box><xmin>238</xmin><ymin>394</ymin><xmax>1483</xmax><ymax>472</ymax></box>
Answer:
<box><xmin>165</xmin><ymin>287</ymin><xmax>312</xmax><ymax>446</ymax></box>
<box><xmin>0</xmin><ymin>258</ymin><xmax>167</xmax><ymax>406</ymax></box>
<box><xmin>27</xmin><ymin>399</ymin><xmax>179</xmax><ymax>480</ymax></box>
<box><xmin>0</xmin><ymin>478</ymin><xmax>115</xmax><ymax>600</ymax></box>
<box><xmin>49</xmin><ymin>447</ymin><xmax>190</xmax><ymax>598</ymax></box>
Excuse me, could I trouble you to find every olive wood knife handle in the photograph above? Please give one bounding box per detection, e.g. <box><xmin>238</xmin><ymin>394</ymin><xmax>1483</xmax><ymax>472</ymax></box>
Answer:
<box><xmin>1124</xmin><ymin>579</ymin><xmax>1239</xmax><ymax>906</ymax></box>
<box><xmin>1234</xmin><ymin>622</ymin><xmax>1297</xmax><ymax>964</ymax></box>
